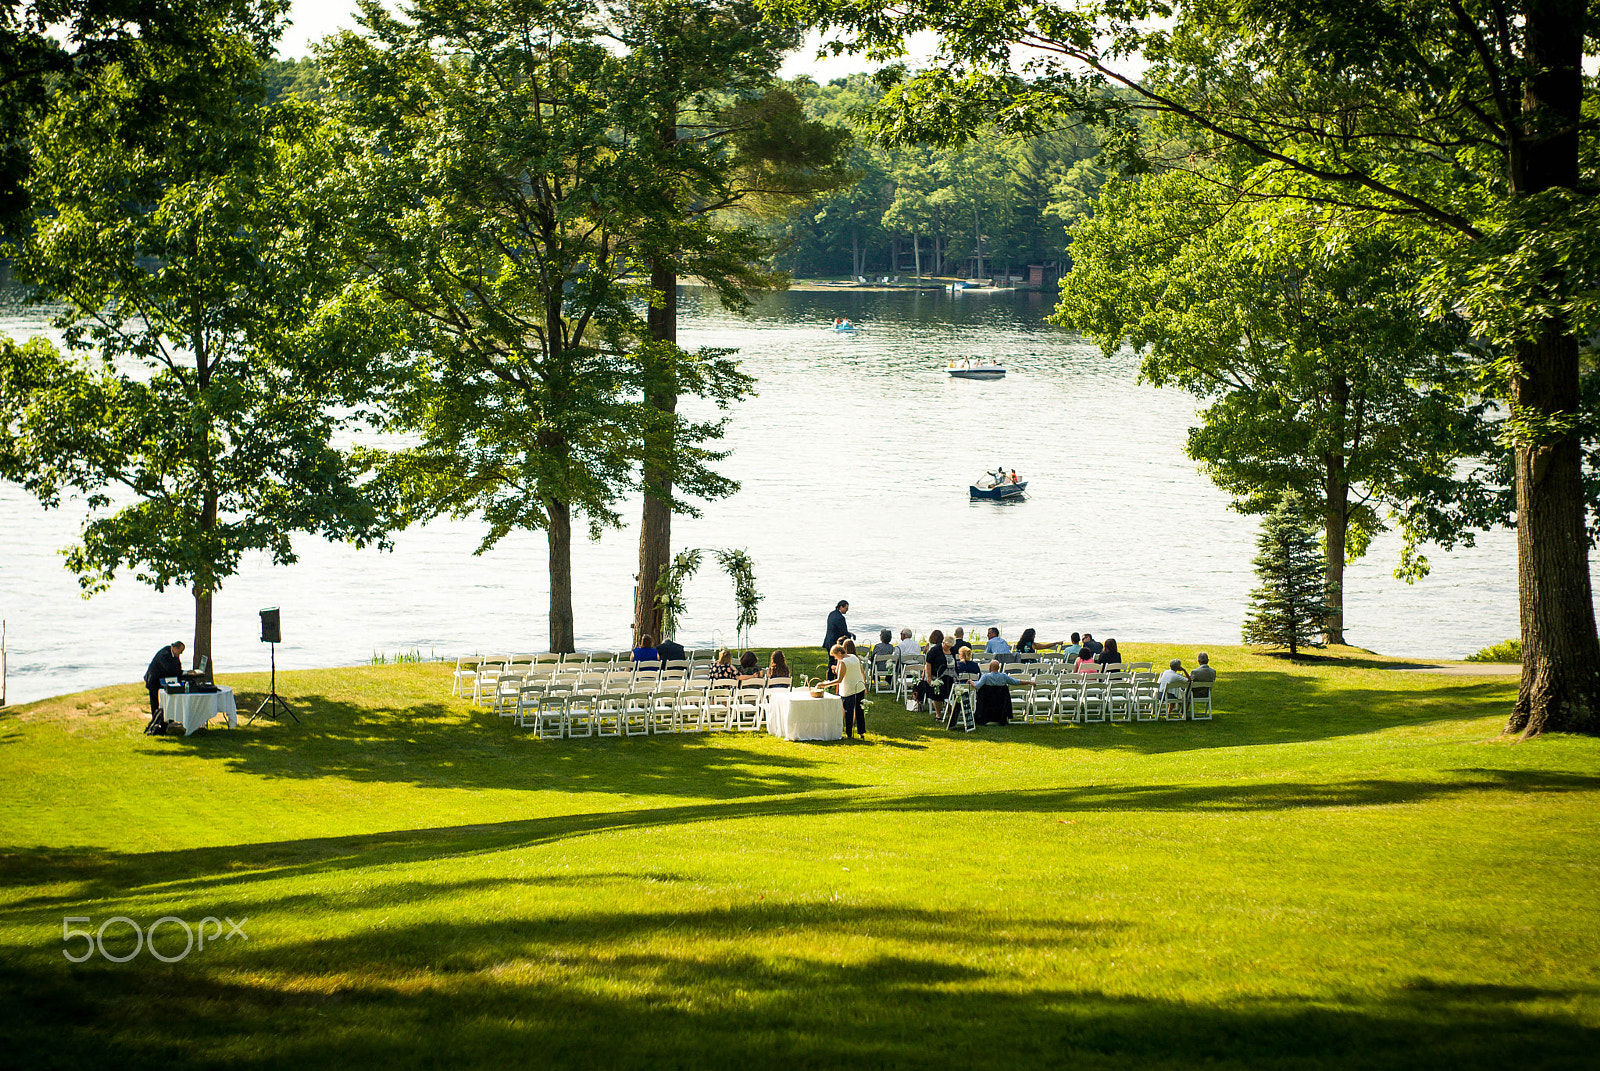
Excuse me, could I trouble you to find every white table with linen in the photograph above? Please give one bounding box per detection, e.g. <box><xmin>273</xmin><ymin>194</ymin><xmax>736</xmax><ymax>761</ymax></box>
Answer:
<box><xmin>160</xmin><ymin>686</ymin><xmax>237</xmax><ymax>735</ymax></box>
<box><xmin>764</xmin><ymin>689</ymin><xmax>844</xmax><ymax>742</ymax></box>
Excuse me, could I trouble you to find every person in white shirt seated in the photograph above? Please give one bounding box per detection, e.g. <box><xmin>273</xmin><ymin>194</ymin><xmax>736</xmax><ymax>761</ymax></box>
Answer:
<box><xmin>1157</xmin><ymin>658</ymin><xmax>1190</xmax><ymax>698</ymax></box>
<box><xmin>983</xmin><ymin>627</ymin><xmax>1011</xmax><ymax>656</ymax></box>
<box><xmin>894</xmin><ymin>628</ymin><xmax>922</xmax><ymax>663</ymax></box>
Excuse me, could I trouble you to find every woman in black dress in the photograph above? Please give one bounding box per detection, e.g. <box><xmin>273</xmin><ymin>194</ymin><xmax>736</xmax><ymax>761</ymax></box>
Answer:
<box><xmin>1095</xmin><ymin>637</ymin><xmax>1122</xmax><ymax>666</ymax></box>
<box><xmin>917</xmin><ymin>629</ymin><xmax>954</xmax><ymax>717</ymax></box>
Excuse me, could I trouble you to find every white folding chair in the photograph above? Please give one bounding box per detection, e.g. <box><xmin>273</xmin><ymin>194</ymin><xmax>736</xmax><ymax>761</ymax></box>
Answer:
<box><xmin>1132</xmin><ymin>675</ymin><xmax>1160</xmax><ymax>722</ymax></box>
<box><xmin>451</xmin><ymin>657</ymin><xmax>483</xmax><ymax>698</ymax></box>
<box><xmin>1188</xmin><ymin>681</ymin><xmax>1213</xmax><ymax>720</ymax></box>
<box><xmin>870</xmin><ymin>658</ymin><xmax>896</xmax><ymax>694</ymax></box>
<box><xmin>1105</xmin><ymin>672</ymin><xmax>1134</xmax><ymax>722</ymax></box>
<box><xmin>1157</xmin><ymin>681</ymin><xmax>1189</xmax><ymax>721</ymax></box>
<box><xmin>673</xmin><ymin>690</ymin><xmax>708</xmax><ymax>733</ymax></box>
<box><xmin>731</xmin><ymin>682</ymin><xmax>766</xmax><ymax>731</ymax></box>
<box><xmin>514</xmin><ymin>681</ymin><xmax>547</xmax><ymax>728</ymax></box>
<box><xmin>705</xmin><ymin>681</ymin><xmax>736</xmax><ymax>730</ymax></box>
<box><xmin>533</xmin><ymin>689</ymin><xmax>570</xmax><ymax>739</ymax></box>
<box><xmin>620</xmin><ymin>692</ymin><xmax>651</xmax><ymax>736</ymax></box>
<box><xmin>1079</xmin><ymin>672</ymin><xmax>1108</xmax><ymax>723</ymax></box>
<box><xmin>946</xmin><ymin>683</ymin><xmax>976</xmax><ymax>732</ymax></box>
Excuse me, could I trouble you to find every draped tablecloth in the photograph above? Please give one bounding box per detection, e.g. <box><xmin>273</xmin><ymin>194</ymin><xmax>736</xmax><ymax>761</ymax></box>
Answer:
<box><xmin>764</xmin><ymin>690</ymin><xmax>844</xmax><ymax>742</ymax></box>
<box><xmin>160</xmin><ymin>687</ymin><xmax>237</xmax><ymax>736</ymax></box>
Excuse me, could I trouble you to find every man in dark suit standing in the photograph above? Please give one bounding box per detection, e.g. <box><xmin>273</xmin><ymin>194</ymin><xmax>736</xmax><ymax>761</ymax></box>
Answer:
<box><xmin>143</xmin><ymin>640</ymin><xmax>186</xmax><ymax>733</ymax></box>
<box><xmin>824</xmin><ymin>600</ymin><xmax>852</xmax><ymax>668</ymax></box>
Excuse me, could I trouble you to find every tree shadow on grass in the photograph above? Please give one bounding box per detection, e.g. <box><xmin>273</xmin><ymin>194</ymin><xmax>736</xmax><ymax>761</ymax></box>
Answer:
<box><xmin>0</xmin><ymin>900</ymin><xmax>1591</xmax><ymax>1071</ymax></box>
<box><xmin>4</xmin><ymin>767</ymin><xmax>1593</xmax><ymax>912</ymax></box>
<box><xmin>165</xmin><ymin>692</ymin><xmax>864</xmax><ymax>799</ymax></box>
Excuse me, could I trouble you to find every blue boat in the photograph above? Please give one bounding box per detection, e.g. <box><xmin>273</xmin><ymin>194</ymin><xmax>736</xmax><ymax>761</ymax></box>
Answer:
<box><xmin>970</xmin><ymin>479</ymin><xmax>1028</xmax><ymax>500</ymax></box>
<box><xmin>830</xmin><ymin>321</ymin><xmax>858</xmax><ymax>333</ymax></box>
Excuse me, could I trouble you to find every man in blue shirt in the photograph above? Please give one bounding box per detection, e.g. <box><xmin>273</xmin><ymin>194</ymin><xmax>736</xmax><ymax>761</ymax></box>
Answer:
<box><xmin>983</xmin><ymin>627</ymin><xmax>1011</xmax><ymax>656</ymax></box>
<box><xmin>973</xmin><ymin>659</ymin><xmax>1034</xmax><ymax>725</ymax></box>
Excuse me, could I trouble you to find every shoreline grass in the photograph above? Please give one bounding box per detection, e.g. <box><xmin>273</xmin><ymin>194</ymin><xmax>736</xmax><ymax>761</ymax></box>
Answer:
<box><xmin>1</xmin><ymin>643</ymin><xmax>1595</xmax><ymax>1068</ymax></box>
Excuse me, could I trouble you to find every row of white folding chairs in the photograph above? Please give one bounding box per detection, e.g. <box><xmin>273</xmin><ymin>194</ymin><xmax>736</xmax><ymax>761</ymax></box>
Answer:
<box><xmin>510</xmin><ymin>678</ymin><xmax>792</xmax><ymax>738</ymax></box>
<box><xmin>451</xmin><ymin>650</ymin><xmax>725</xmax><ymax>697</ymax></box>
<box><xmin>487</xmin><ymin>673</ymin><xmax>744</xmax><ymax>717</ymax></box>
<box><xmin>926</xmin><ymin>670</ymin><xmax>1211</xmax><ymax>724</ymax></box>
<box><xmin>459</xmin><ymin>657</ymin><xmax>735</xmax><ymax>702</ymax></box>
<box><xmin>469</xmin><ymin>662</ymin><xmax>714</xmax><ymax>707</ymax></box>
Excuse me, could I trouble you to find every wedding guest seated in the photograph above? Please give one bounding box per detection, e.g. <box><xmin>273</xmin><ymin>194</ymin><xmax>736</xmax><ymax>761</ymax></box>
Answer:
<box><xmin>1074</xmin><ymin>648</ymin><xmax>1098</xmax><ymax>671</ymax></box>
<box><xmin>1095</xmin><ymin>637</ymin><xmax>1123</xmax><ymax>666</ymax></box>
<box><xmin>954</xmin><ymin>646</ymin><xmax>982</xmax><ymax>676</ymax></box>
<box><xmin>984</xmin><ymin>627</ymin><xmax>1011</xmax><ymax>656</ymax></box>
<box><xmin>737</xmin><ymin>651</ymin><xmax>762</xmax><ymax>681</ymax></box>
<box><xmin>709</xmin><ymin>649</ymin><xmax>739</xmax><ymax>681</ymax></box>
<box><xmin>1014</xmin><ymin>628</ymin><xmax>1061</xmax><ymax>658</ymax></box>
<box><xmin>974</xmin><ymin>660</ymin><xmax>1033</xmax><ymax>725</ymax></box>
<box><xmin>632</xmin><ymin>634</ymin><xmax>660</xmax><ymax>662</ymax></box>
<box><xmin>1080</xmin><ymin>632</ymin><xmax>1103</xmax><ymax>657</ymax></box>
<box><xmin>950</xmin><ymin>627</ymin><xmax>967</xmax><ymax>653</ymax></box>
<box><xmin>1062</xmin><ymin>632</ymin><xmax>1082</xmax><ymax>661</ymax></box>
<box><xmin>870</xmin><ymin>629</ymin><xmax>896</xmax><ymax>666</ymax></box>
<box><xmin>1158</xmin><ymin>658</ymin><xmax>1190</xmax><ymax>698</ymax></box>
<box><xmin>895</xmin><ymin>627</ymin><xmax>921</xmax><ymax>664</ymax></box>
<box><xmin>1189</xmin><ymin>652</ymin><xmax>1216</xmax><ymax>686</ymax></box>
<box><xmin>766</xmin><ymin>650</ymin><xmax>790</xmax><ymax>682</ymax></box>
<box><xmin>657</xmin><ymin>636</ymin><xmax>686</xmax><ymax>662</ymax></box>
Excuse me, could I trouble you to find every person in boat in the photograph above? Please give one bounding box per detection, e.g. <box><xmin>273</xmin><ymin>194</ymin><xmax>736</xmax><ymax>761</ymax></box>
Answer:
<box><xmin>1009</xmin><ymin>469</ymin><xmax>1019</xmax><ymax>484</ymax></box>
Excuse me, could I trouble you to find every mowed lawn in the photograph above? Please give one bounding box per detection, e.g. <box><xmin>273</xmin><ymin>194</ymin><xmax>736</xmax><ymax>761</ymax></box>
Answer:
<box><xmin>1</xmin><ymin>644</ymin><xmax>1597</xmax><ymax>1069</ymax></box>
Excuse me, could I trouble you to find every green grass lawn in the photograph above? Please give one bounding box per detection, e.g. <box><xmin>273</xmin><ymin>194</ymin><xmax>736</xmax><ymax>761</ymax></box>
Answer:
<box><xmin>1</xmin><ymin>643</ymin><xmax>1596</xmax><ymax>1069</ymax></box>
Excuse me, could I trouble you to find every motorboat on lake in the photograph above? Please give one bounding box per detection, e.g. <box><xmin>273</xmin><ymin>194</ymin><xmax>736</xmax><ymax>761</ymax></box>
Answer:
<box><xmin>948</xmin><ymin>358</ymin><xmax>1005</xmax><ymax>379</ymax></box>
<box><xmin>830</xmin><ymin>319</ymin><xmax>858</xmax><ymax>333</ymax></box>
<box><xmin>970</xmin><ymin>468</ymin><xmax>1027</xmax><ymax>499</ymax></box>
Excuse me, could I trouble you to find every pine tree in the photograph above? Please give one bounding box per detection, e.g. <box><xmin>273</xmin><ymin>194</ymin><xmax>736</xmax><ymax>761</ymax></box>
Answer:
<box><xmin>1243</xmin><ymin>494</ymin><xmax>1334</xmax><ymax>657</ymax></box>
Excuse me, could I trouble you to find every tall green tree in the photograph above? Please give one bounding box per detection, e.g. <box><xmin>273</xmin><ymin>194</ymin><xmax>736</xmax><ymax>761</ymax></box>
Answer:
<box><xmin>321</xmin><ymin>0</ymin><xmax>757</xmax><ymax>652</ymax></box>
<box><xmin>1243</xmin><ymin>493</ymin><xmax>1335</xmax><ymax>657</ymax></box>
<box><xmin>771</xmin><ymin>0</ymin><xmax>1600</xmax><ymax>736</ymax></box>
<box><xmin>0</xmin><ymin>1</ymin><xmax>286</xmax><ymax>235</ymax></box>
<box><xmin>1057</xmin><ymin>168</ymin><xmax>1491</xmax><ymax>645</ymax></box>
<box><xmin>0</xmin><ymin>15</ymin><xmax>400</xmax><ymax>670</ymax></box>
<box><xmin>605</xmin><ymin>0</ymin><xmax>849</xmax><ymax>647</ymax></box>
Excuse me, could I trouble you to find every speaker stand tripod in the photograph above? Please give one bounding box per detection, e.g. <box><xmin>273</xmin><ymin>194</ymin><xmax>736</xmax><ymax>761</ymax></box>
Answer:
<box><xmin>249</xmin><ymin>642</ymin><xmax>298</xmax><ymax>724</ymax></box>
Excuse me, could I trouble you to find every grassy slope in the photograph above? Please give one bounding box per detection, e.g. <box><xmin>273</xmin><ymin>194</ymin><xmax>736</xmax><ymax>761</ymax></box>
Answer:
<box><xmin>0</xmin><ymin>643</ymin><xmax>1596</xmax><ymax>1070</ymax></box>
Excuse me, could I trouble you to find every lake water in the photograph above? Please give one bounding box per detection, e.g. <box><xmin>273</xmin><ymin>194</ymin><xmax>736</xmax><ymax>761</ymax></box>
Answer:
<box><xmin>1</xmin><ymin>284</ymin><xmax>1522</xmax><ymax>704</ymax></box>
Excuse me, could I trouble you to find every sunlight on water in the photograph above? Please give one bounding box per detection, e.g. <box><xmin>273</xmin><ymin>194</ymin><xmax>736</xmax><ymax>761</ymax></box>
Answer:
<box><xmin>0</xmin><ymin>284</ymin><xmax>1523</xmax><ymax>702</ymax></box>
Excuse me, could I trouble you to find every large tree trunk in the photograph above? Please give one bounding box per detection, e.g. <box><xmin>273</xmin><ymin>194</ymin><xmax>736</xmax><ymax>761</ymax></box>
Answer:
<box><xmin>633</xmin><ymin>258</ymin><xmax>677</xmax><ymax>646</ymax></box>
<box><xmin>1323</xmin><ymin>455</ymin><xmax>1347</xmax><ymax>646</ymax></box>
<box><xmin>193</xmin><ymin>343</ymin><xmax>216</xmax><ymax>673</ymax></box>
<box><xmin>1506</xmin><ymin>0</ymin><xmax>1600</xmax><ymax>737</ymax></box>
<box><xmin>547</xmin><ymin>498</ymin><xmax>574</xmax><ymax>653</ymax></box>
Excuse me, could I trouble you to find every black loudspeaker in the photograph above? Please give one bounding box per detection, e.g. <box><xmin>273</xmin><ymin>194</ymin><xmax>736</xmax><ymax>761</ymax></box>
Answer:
<box><xmin>260</xmin><ymin>607</ymin><xmax>282</xmax><ymax>644</ymax></box>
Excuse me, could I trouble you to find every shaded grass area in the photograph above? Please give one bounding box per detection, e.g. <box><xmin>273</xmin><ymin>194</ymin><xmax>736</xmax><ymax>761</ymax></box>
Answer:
<box><xmin>1</xmin><ymin>644</ymin><xmax>1597</xmax><ymax>1069</ymax></box>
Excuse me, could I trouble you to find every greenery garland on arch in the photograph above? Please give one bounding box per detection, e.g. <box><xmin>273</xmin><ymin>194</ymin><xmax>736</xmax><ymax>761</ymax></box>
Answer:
<box><xmin>654</xmin><ymin>547</ymin><xmax>763</xmax><ymax>651</ymax></box>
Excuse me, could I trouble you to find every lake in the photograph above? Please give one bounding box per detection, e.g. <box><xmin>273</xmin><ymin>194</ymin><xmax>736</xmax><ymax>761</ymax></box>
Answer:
<box><xmin>0</xmin><ymin>283</ymin><xmax>1522</xmax><ymax>703</ymax></box>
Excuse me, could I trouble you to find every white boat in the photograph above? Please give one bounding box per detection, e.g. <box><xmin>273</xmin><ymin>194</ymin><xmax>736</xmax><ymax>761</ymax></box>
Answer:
<box><xmin>947</xmin><ymin>359</ymin><xmax>1005</xmax><ymax>379</ymax></box>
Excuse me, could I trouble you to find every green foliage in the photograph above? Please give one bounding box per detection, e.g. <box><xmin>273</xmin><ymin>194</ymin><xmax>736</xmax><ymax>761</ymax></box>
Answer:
<box><xmin>1466</xmin><ymin>639</ymin><xmax>1523</xmax><ymax>664</ymax></box>
<box><xmin>1243</xmin><ymin>494</ymin><xmax>1334</xmax><ymax>657</ymax></box>
<box><xmin>319</xmin><ymin>0</ymin><xmax>774</xmax><ymax>647</ymax></box>
<box><xmin>653</xmin><ymin>546</ymin><xmax>762</xmax><ymax>645</ymax></box>
<box><xmin>1055</xmin><ymin>166</ymin><xmax>1495</xmax><ymax>605</ymax></box>
<box><xmin>656</xmin><ymin>548</ymin><xmax>706</xmax><ymax>639</ymax></box>
<box><xmin>0</xmin><ymin>19</ymin><xmax>399</xmax><ymax>660</ymax></box>
<box><xmin>713</xmin><ymin>546</ymin><xmax>762</xmax><ymax>647</ymax></box>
